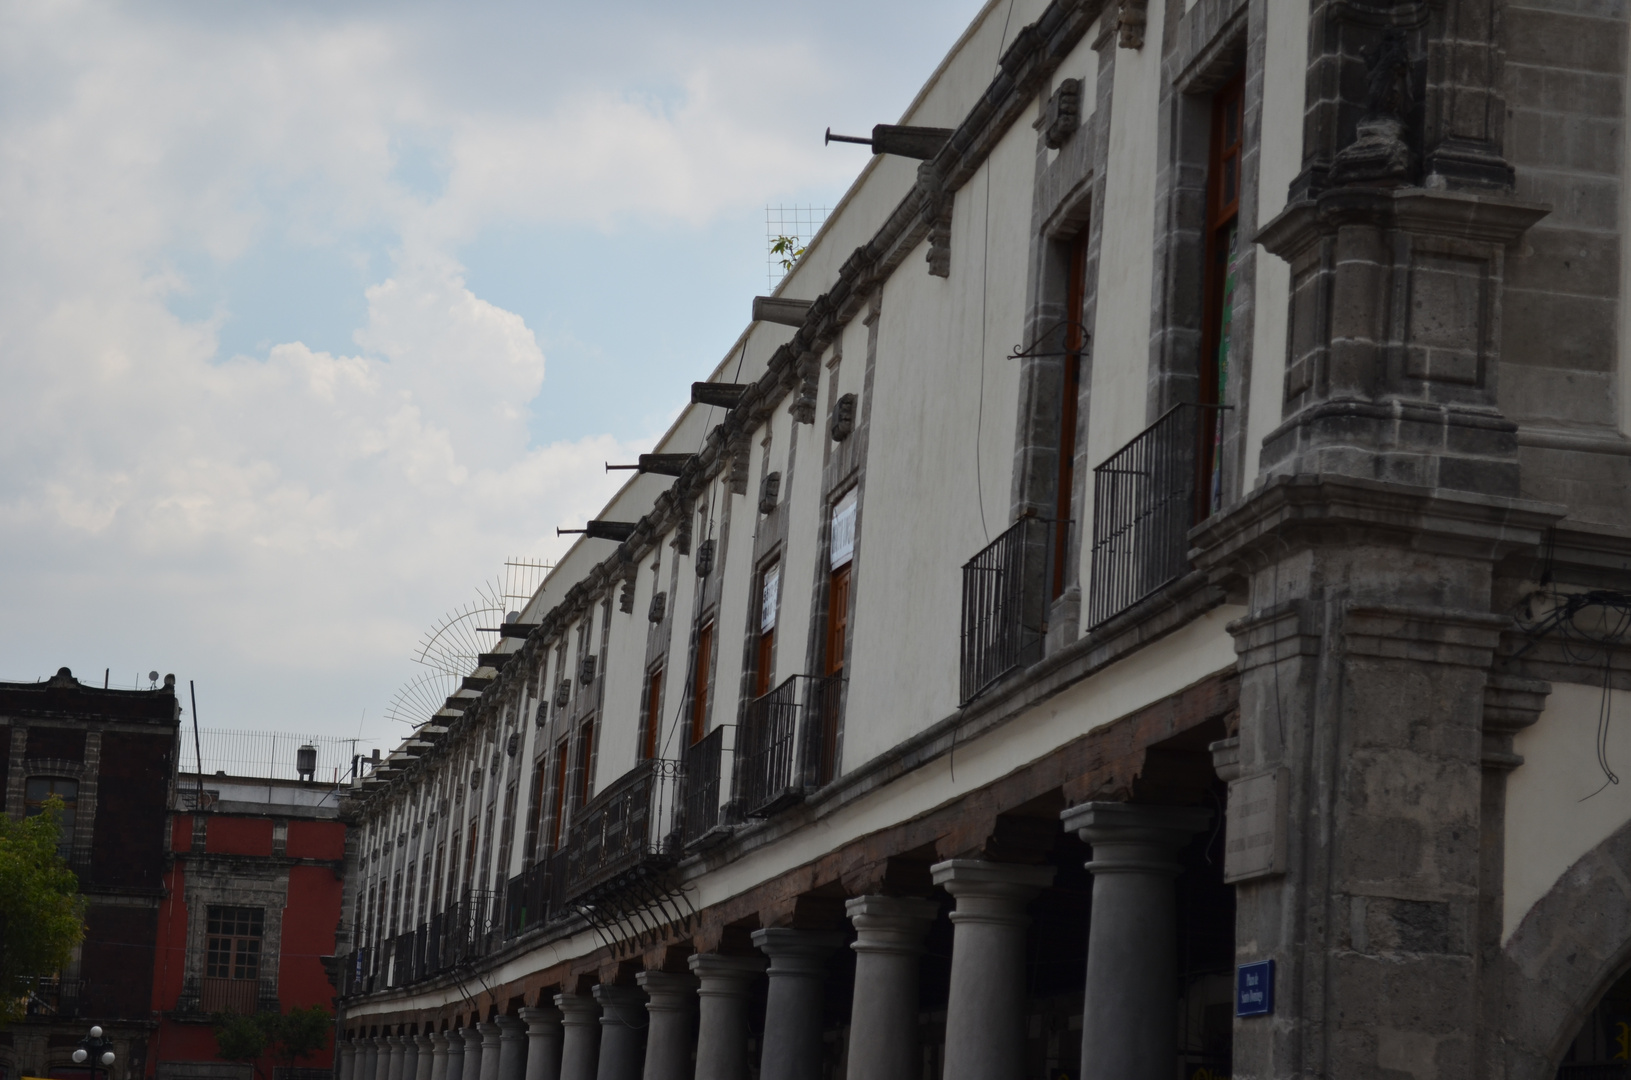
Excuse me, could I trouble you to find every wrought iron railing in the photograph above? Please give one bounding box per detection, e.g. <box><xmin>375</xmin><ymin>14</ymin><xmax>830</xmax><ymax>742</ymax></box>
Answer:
<box><xmin>440</xmin><ymin>889</ymin><xmax>499</xmax><ymax>966</ymax></box>
<box><xmin>503</xmin><ymin>862</ymin><xmax>552</xmax><ymax>937</ymax></box>
<box><xmin>560</xmin><ymin>758</ymin><xmax>683</xmax><ymax>903</ymax></box>
<box><xmin>1087</xmin><ymin>403</ymin><xmax>1203</xmax><ymax>629</ymax></box>
<box><xmin>959</xmin><ymin>515</ymin><xmax>1054</xmax><ymax>704</ymax></box>
<box><xmin>682</xmin><ymin>727</ymin><xmax>725</xmax><ymax>845</ymax></box>
<box><xmin>736</xmin><ymin>674</ymin><xmax>843</xmax><ymax>817</ymax></box>
<box><xmin>24</xmin><ymin>976</ymin><xmax>83</xmax><ymax>1018</ymax></box>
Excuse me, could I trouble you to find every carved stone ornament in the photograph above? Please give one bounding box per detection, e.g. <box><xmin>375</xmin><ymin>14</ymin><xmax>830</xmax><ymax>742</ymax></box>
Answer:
<box><xmin>469</xmin><ymin>768</ymin><xmax>481</xmax><ymax>790</ymax></box>
<box><xmin>789</xmin><ymin>354</ymin><xmax>820</xmax><ymax>424</ymax></box>
<box><xmin>1330</xmin><ymin>31</ymin><xmax>1415</xmax><ymax>187</ymax></box>
<box><xmin>696</xmin><ymin>537</ymin><xmax>717</xmax><ymax>577</ymax></box>
<box><xmin>728</xmin><ymin>442</ymin><xmax>751</xmax><ymax>496</ymax></box>
<box><xmin>1116</xmin><ymin>0</ymin><xmax>1148</xmax><ymax>49</ymax></box>
<box><xmin>759</xmin><ymin>471</ymin><xmax>782</xmax><ymax>515</ymax></box>
<box><xmin>619</xmin><ymin>577</ymin><xmax>636</xmax><ymax>614</ymax></box>
<box><xmin>830</xmin><ymin>394</ymin><xmax>857</xmax><ymax>442</ymax></box>
<box><xmin>533</xmin><ymin>701</ymin><xmax>547</xmax><ymax>727</ymax></box>
<box><xmin>579</xmin><ymin>653</ymin><xmax>597</xmax><ymax>685</ymax></box>
<box><xmin>506</xmin><ymin>732</ymin><xmax>519</xmax><ymax>757</ymax></box>
<box><xmin>917</xmin><ymin>161</ymin><xmax>953</xmax><ymax>278</ymax></box>
<box><xmin>489</xmin><ymin>749</ymin><xmax>500</xmax><ymax>775</ymax></box>
<box><xmin>648</xmin><ymin>591</ymin><xmax>668</xmax><ymax>624</ymax></box>
<box><xmin>673</xmin><ymin>514</ymin><xmax>693</xmax><ymax>555</ymax></box>
<box><xmin>554</xmin><ymin>678</ymin><xmax>572</xmax><ymax>708</ymax></box>
<box><xmin>1043</xmin><ymin>78</ymin><xmax>1082</xmax><ymax>149</ymax></box>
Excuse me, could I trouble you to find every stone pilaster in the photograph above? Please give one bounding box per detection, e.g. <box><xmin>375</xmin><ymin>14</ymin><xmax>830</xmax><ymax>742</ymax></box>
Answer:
<box><xmin>592</xmin><ymin>984</ymin><xmax>648</xmax><ymax>1080</ymax></box>
<box><xmin>930</xmin><ymin>860</ymin><xmax>1056</xmax><ymax>1080</ymax></box>
<box><xmin>519</xmin><ymin>1006</ymin><xmax>563</xmax><ymax>1080</ymax></box>
<box><xmin>1191</xmin><ymin>474</ymin><xmax>1558</xmax><ymax>1080</ymax></box>
<box><xmin>688</xmin><ymin>953</ymin><xmax>766</xmax><ymax>1080</ymax></box>
<box><xmin>842</xmin><ymin>895</ymin><xmax>940</xmax><ymax>1080</ymax></box>
<box><xmin>1062</xmin><ymin>802</ymin><xmax>1211</xmax><ymax>1080</ymax></box>
<box><xmin>494</xmin><ymin>1015</ymin><xmax>527</xmax><ymax>1080</ymax></box>
<box><xmin>752</xmin><ymin>928</ymin><xmax>844</xmax><ymax>1080</ymax></box>
<box><xmin>555</xmin><ymin>993</ymin><xmax>601</xmax><ymax>1080</ymax></box>
<box><xmin>634</xmin><ymin>971</ymin><xmax>697</xmax><ymax>1080</ymax></box>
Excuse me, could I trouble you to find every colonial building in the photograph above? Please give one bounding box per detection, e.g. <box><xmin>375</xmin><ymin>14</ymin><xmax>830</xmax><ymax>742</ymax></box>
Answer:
<box><xmin>0</xmin><ymin>669</ymin><xmax>179</xmax><ymax>1080</ymax></box>
<box><xmin>332</xmin><ymin>1</ymin><xmax>1631</xmax><ymax>1078</ymax></box>
<box><xmin>150</xmin><ymin>766</ymin><xmax>350</xmax><ymax>1080</ymax></box>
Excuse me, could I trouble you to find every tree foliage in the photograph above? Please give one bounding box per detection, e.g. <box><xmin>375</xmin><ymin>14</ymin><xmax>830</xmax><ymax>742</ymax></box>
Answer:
<box><xmin>214</xmin><ymin>1006</ymin><xmax>332</xmax><ymax>1080</ymax></box>
<box><xmin>770</xmin><ymin>234</ymin><xmax>807</xmax><ymax>274</ymax></box>
<box><xmin>0</xmin><ymin>797</ymin><xmax>85</xmax><ymax>1025</ymax></box>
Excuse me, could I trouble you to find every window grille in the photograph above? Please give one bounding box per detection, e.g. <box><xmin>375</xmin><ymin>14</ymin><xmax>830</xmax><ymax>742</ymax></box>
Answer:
<box><xmin>736</xmin><ymin>674</ymin><xmax>843</xmax><ymax>817</ymax></box>
<box><xmin>682</xmin><ymin>727</ymin><xmax>725</xmax><ymax>845</ymax></box>
<box><xmin>959</xmin><ymin>516</ymin><xmax>1055</xmax><ymax>704</ymax></box>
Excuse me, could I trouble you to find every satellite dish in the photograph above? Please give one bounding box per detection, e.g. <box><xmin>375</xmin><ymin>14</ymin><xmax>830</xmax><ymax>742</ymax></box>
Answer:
<box><xmin>148</xmin><ymin>671</ymin><xmax>159</xmax><ymax>682</ymax></box>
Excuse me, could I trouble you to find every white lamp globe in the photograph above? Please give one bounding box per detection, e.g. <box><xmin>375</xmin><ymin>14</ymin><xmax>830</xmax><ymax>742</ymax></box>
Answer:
<box><xmin>71</xmin><ymin>1050</ymin><xmax>87</xmax><ymax>1063</ymax></box>
<box><xmin>100</xmin><ymin>1052</ymin><xmax>115</xmax><ymax>1066</ymax></box>
<box><xmin>89</xmin><ymin>1027</ymin><xmax>103</xmax><ymax>1038</ymax></box>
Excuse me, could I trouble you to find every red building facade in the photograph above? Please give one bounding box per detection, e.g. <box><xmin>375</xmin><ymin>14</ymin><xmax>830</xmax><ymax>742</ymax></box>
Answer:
<box><xmin>150</xmin><ymin>772</ymin><xmax>350</xmax><ymax>1080</ymax></box>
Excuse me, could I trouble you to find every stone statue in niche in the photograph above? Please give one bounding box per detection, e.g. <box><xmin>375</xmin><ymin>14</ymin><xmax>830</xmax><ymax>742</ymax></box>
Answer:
<box><xmin>1330</xmin><ymin>30</ymin><xmax>1415</xmax><ymax>187</ymax></box>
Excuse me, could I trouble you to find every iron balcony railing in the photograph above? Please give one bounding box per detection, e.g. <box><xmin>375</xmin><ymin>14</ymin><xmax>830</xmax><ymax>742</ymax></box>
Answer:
<box><xmin>440</xmin><ymin>888</ymin><xmax>500</xmax><ymax>967</ymax></box>
<box><xmin>23</xmin><ymin>976</ymin><xmax>82</xmax><ymax>1018</ymax></box>
<box><xmin>735</xmin><ymin>674</ymin><xmax>843</xmax><ymax>818</ymax></box>
<box><xmin>959</xmin><ymin>515</ymin><xmax>1056</xmax><ymax>704</ymax></box>
<box><xmin>503</xmin><ymin>862</ymin><xmax>552</xmax><ymax>938</ymax></box>
<box><xmin>560</xmin><ymin>758</ymin><xmax>683</xmax><ymax>904</ymax></box>
<box><xmin>1087</xmin><ymin>403</ymin><xmax>1204</xmax><ymax>630</ymax></box>
<box><xmin>682</xmin><ymin>727</ymin><xmax>726</xmax><ymax>845</ymax></box>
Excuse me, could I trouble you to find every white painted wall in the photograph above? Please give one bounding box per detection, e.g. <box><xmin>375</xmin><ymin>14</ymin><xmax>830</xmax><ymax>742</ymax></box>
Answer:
<box><xmin>1505</xmin><ymin>681</ymin><xmax>1631</xmax><ymax>940</ymax></box>
<box><xmin>1243</xmin><ymin>0</ymin><xmax>1308</xmax><ymax>485</ymax></box>
<box><xmin>1078</xmin><ymin>0</ymin><xmax>1167</xmax><ymax>624</ymax></box>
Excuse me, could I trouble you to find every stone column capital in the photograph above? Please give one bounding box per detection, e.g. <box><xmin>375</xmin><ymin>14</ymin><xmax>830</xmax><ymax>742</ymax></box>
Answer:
<box><xmin>416</xmin><ymin>1034</ymin><xmax>434</xmax><ymax>1051</ymax></box>
<box><xmin>688</xmin><ymin>951</ymin><xmax>766</xmax><ymax>994</ymax></box>
<box><xmin>553</xmin><ymin>992</ymin><xmax>600</xmax><ymax>1026</ymax></box>
<box><xmin>845</xmin><ymin>895</ymin><xmax>940</xmax><ymax>956</ymax></box>
<box><xmin>460</xmin><ymin>1027</ymin><xmax>484</xmax><ymax>1047</ymax></box>
<box><xmin>635</xmin><ymin>970</ymin><xmax>698</xmax><ymax>1012</ymax></box>
<box><xmin>430</xmin><ymin>1032</ymin><xmax>450</xmax><ymax>1050</ymax></box>
<box><xmin>751</xmin><ymin>927</ymin><xmax>845</xmax><ymax>977</ymax></box>
<box><xmin>591</xmin><ymin>983</ymin><xmax>647</xmax><ymax>1024</ymax></box>
<box><xmin>518</xmin><ymin>1005</ymin><xmax>563</xmax><ymax>1030</ymax></box>
<box><xmin>930</xmin><ymin>859</ymin><xmax>1054</xmax><ymax>927</ymax></box>
<box><xmin>493</xmin><ymin>1015</ymin><xmax>524</xmax><ymax>1037</ymax></box>
<box><xmin>477</xmin><ymin>1022</ymin><xmax>501</xmax><ymax>1045</ymax></box>
<box><xmin>1061</xmin><ymin>802</ymin><xmax>1211</xmax><ymax>877</ymax></box>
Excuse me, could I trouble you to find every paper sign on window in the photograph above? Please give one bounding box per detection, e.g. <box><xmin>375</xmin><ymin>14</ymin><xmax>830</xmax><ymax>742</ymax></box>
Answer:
<box><xmin>760</xmin><ymin>564</ymin><xmax>780</xmax><ymax>631</ymax></box>
<box><xmin>830</xmin><ymin>489</ymin><xmax>857</xmax><ymax>569</ymax></box>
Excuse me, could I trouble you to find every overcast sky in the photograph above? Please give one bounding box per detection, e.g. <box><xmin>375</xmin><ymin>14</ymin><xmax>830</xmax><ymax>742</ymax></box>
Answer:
<box><xmin>0</xmin><ymin>0</ymin><xmax>988</xmax><ymax>754</ymax></box>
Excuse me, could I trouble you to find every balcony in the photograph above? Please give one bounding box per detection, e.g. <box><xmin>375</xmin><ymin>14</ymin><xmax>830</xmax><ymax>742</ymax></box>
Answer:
<box><xmin>23</xmin><ymin>976</ymin><xmax>82</xmax><ymax>1018</ymax></box>
<box><xmin>681</xmin><ymin>727</ymin><xmax>725</xmax><ymax>846</ymax></box>
<box><xmin>440</xmin><ymin>889</ymin><xmax>500</xmax><ymax>966</ymax></box>
<box><xmin>560</xmin><ymin>758</ymin><xmax>683</xmax><ymax>904</ymax></box>
<box><xmin>959</xmin><ymin>515</ymin><xmax>1054</xmax><ymax>704</ymax></box>
<box><xmin>1086</xmin><ymin>403</ymin><xmax>1203</xmax><ymax>629</ymax></box>
<box><xmin>735</xmin><ymin>674</ymin><xmax>842</xmax><ymax>818</ymax></box>
<box><xmin>503</xmin><ymin>861</ymin><xmax>553</xmax><ymax>938</ymax></box>
<box><xmin>200</xmin><ymin>976</ymin><xmax>258</xmax><ymax>1014</ymax></box>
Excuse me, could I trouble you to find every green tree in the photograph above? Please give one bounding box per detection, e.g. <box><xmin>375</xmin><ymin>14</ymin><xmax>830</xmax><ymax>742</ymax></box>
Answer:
<box><xmin>213</xmin><ymin>1006</ymin><xmax>332</xmax><ymax>1080</ymax></box>
<box><xmin>0</xmin><ymin>796</ymin><xmax>84</xmax><ymax>1025</ymax></box>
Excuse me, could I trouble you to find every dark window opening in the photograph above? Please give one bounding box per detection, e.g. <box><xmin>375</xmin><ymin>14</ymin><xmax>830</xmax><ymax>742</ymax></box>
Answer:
<box><xmin>690</xmin><ymin>621</ymin><xmax>715</xmax><ymax>745</ymax></box>
<box><xmin>754</xmin><ymin>562</ymin><xmax>780</xmax><ymax>700</ymax></box>
<box><xmin>205</xmin><ymin>906</ymin><xmax>263</xmax><ymax>980</ymax></box>
<box><xmin>642</xmin><ymin>665</ymin><xmax>664</xmax><ymax>760</ymax></box>
<box><xmin>548</xmin><ymin>740</ymin><xmax>569</xmax><ymax>851</ymax></box>
<box><xmin>24</xmin><ymin>777</ymin><xmax>78</xmax><ymax>855</ymax></box>
<box><xmin>1055</xmin><ymin>228</ymin><xmax>1090</xmax><ymax>599</ymax></box>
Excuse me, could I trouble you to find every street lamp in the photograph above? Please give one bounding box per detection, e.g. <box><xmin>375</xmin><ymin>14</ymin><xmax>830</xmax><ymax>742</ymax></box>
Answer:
<box><xmin>70</xmin><ymin>1025</ymin><xmax>116</xmax><ymax>1080</ymax></box>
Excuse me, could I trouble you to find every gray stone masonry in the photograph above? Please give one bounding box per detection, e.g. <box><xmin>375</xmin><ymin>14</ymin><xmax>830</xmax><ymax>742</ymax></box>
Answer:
<box><xmin>688</xmin><ymin>953</ymin><xmax>766</xmax><ymax>1080</ymax></box>
<box><xmin>842</xmin><ymin>895</ymin><xmax>940</xmax><ymax>1080</ymax></box>
<box><xmin>519</xmin><ymin>1007</ymin><xmax>563</xmax><ymax>1080</ymax></box>
<box><xmin>554</xmin><ymin>994</ymin><xmax>600</xmax><ymax>1080</ymax></box>
<box><xmin>1192</xmin><ymin>473</ymin><xmax>1559</xmax><ymax>1080</ymax></box>
<box><xmin>591</xmin><ymin>984</ymin><xmax>647</xmax><ymax>1080</ymax></box>
<box><xmin>494</xmin><ymin>1015</ymin><xmax>526</xmax><ymax>1080</ymax></box>
<box><xmin>752</xmin><ymin>928</ymin><xmax>844</xmax><ymax>1080</ymax></box>
<box><xmin>634</xmin><ymin>971</ymin><xmax>697</xmax><ymax>1080</ymax></box>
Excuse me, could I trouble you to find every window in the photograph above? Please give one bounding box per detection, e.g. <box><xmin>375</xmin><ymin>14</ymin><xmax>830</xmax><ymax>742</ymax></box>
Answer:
<box><xmin>1055</xmin><ymin>229</ymin><xmax>1090</xmax><ymax>599</ymax></box>
<box><xmin>462</xmin><ymin>818</ymin><xmax>478</xmax><ymax>890</ymax></box>
<box><xmin>690</xmin><ymin>622</ymin><xmax>714</xmax><ymax>744</ymax></box>
<box><xmin>548</xmin><ymin>740</ymin><xmax>569</xmax><ymax>850</ymax></box>
<box><xmin>525</xmin><ymin>761</ymin><xmax>548</xmax><ymax>860</ymax></box>
<box><xmin>641</xmin><ymin>665</ymin><xmax>664</xmax><ymax>760</ymax></box>
<box><xmin>24</xmin><ymin>776</ymin><xmax>78</xmax><ymax>852</ymax></box>
<box><xmin>573</xmin><ymin>719</ymin><xmax>596</xmax><ymax>809</ymax></box>
<box><xmin>1200</xmin><ymin>75</ymin><xmax>1245</xmax><ymax>518</ymax></box>
<box><xmin>205</xmin><ymin>906</ymin><xmax>263</xmax><ymax>980</ymax></box>
<box><xmin>754</xmin><ymin>563</ymin><xmax>780</xmax><ymax>699</ymax></box>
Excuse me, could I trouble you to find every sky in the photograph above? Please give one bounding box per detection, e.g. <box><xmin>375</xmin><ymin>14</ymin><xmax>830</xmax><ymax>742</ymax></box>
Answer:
<box><xmin>0</xmin><ymin>0</ymin><xmax>990</xmax><ymax>755</ymax></box>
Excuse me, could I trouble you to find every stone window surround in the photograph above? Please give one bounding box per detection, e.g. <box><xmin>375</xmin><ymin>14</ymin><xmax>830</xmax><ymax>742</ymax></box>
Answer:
<box><xmin>7</xmin><ymin>724</ymin><xmax>103</xmax><ymax>869</ymax></box>
<box><xmin>178</xmin><ymin>866</ymin><xmax>288</xmax><ymax>1015</ymax></box>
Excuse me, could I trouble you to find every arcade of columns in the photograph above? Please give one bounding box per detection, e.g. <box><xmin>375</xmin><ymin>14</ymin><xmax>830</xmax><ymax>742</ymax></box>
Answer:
<box><xmin>337</xmin><ymin>802</ymin><xmax>1210</xmax><ymax>1080</ymax></box>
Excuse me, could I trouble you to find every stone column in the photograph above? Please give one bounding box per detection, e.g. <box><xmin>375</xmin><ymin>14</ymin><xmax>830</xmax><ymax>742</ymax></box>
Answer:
<box><xmin>415</xmin><ymin>1033</ymin><xmax>435</xmax><ymax>1080</ymax></box>
<box><xmin>460</xmin><ymin>1026</ymin><xmax>484</xmax><ymax>1080</ymax></box>
<box><xmin>556</xmin><ymin>993</ymin><xmax>601</xmax><ymax>1080</ymax></box>
<box><xmin>401</xmin><ymin>1033</ymin><xmax>419</xmax><ymax>1080</ymax></box>
<box><xmin>592</xmin><ymin>984</ymin><xmax>648</xmax><ymax>1080</ymax></box>
<box><xmin>337</xmin><ymin>1039</ymin><xmax>357</xmax><ymax>1080</ymax></box>
<box><xmin>478</xmin><ymin>1022</ymin><xmax>502</xmax><ymax>1080</ymax></box>
<box><xmin>429</xmin><ymin>1031</ymin><xmax>452</xmax><ymax>1080</ymax></box>
<box><xmin>360</xmin><ymin>1036</ymin><xmax>381</xmax><ymax>1080</ymax></box>
<box><xmin>752</xmin><ymin>928</ymin><xmax>843</xmax><ymax>1080</ymax></box>
<box><xmin>688</xmin><ymin>953</ymin><xmax>765</xmax><ymax>1080</ymax></box>
<box><xmin>495</xmin><ymin>1015</ymin><xmax>528</xmax><ymax>1080</ymax></box>
<box><xmin>444</xmin><ymin>1029</ymin><xmax>465</xmax><ymax>1080</ymax></box>
<box><xmin>385</xmin><ymin>1034</ymin><xmax>406</xmax><ymax>1080</ymax></box>
<box><xmin>1061</xmin><ymin>802</ymin><xmax>1210</xmax><ymax>1080</ymax></box>
<box><xmin>635</xmin><ymin>971</ymin><xmax>697</xmax><ymax>1080</ymax></box>
<box><xmin>520</xmin><ymin>1005</ymin><xmax>564</xmax><ymax>1080</ymax></box>
<box><xmin>842</xmin><ymin>896</ymin><xmax>940</xmax><ymax>1080</ymax></box>
<box><xmin>931</xmin><ymin>860</ymin><xmax>1055</xmax><ymax>1080</ymax></box>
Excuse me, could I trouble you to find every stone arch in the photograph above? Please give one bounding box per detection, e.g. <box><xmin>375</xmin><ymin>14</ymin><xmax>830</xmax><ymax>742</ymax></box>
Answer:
<box><xmin>1499</xmin><ymin>813</ymin><xmax>1631</xmax><ymax>1078</ymax></box>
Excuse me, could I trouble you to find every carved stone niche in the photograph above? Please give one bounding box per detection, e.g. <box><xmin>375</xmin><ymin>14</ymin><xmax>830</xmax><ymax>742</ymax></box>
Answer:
<box><xmin>1042</xmin><ymin>78</ymin><xmax>1082</xmax><ymax>150</ymax></box>
<box><xmin>1256</xmin><ymin>187</ymin><xmax>1548</xmax><ymax>496</ymax></box>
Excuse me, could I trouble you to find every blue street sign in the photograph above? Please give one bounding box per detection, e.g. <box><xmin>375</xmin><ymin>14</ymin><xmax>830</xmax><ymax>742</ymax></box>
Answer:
<box><xmin>1237</xmin><ymin>959</ymin><xmax>1275</xmax><ymax>1017</ymax></box>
